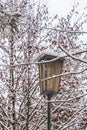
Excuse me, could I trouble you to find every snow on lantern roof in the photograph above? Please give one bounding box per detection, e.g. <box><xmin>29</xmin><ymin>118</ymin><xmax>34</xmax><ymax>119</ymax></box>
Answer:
<box><xmin>34</xmin><ymin>50</ymin><xmax>60</xmax><ymax>62</ymax></box>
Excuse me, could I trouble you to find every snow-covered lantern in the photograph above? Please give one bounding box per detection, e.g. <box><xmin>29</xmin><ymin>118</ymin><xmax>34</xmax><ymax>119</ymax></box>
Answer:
<box><xmin>36</xmin><ymin>52</ymin><xmax>64</xmax><ymax>130</ymax></box>
<box><xmin>37</xmin><ymin>53</ymin><xmax>63</xmax><ymax>98</ymax></box>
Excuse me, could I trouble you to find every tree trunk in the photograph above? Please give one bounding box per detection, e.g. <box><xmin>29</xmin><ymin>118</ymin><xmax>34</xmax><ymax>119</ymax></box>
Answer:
<box><xmin>10</xmin><ymin>29</ymin><xmax>16</xmax><ymax>130</ymax></box>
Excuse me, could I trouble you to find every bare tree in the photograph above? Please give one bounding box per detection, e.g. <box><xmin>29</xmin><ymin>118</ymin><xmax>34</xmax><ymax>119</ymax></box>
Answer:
<box><xmin>0</xmin><ymin>0</ymin><xmax>87</xmax><ymax>130</ymax></box>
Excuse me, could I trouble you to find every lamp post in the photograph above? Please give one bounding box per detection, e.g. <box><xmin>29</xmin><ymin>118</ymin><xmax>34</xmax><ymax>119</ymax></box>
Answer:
<box><xmin>38</xmin><ymin>53</ymin><xmax>63</xmax><ymax>130</ymax></box>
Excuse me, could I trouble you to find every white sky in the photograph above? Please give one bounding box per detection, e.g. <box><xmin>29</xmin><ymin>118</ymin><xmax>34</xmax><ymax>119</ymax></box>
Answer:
<box><xmin>47</xmin><ymin>0</ymin><xmax>87</xmax><ymax>17</ymax></box>
<box><xmin>46</xmin><ymin>0</ymin><xmax>87</xmax><ymax>37</ymax></box>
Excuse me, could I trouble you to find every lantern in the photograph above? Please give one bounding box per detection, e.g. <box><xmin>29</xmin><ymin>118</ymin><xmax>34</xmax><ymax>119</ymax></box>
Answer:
<box><xmin>37</xmin><ymin>53</ymin><xmax>63</xmax><ymax>130</ymax></box>
<box><xmin>38</xmin><ymin>54</ymin><xmax>63</xmax><ymax>97</ymax></box>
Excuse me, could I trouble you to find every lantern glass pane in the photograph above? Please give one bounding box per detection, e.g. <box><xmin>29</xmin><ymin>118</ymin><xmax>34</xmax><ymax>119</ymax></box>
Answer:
<box><xmin>39</xmin><ymin>58</ymin><xmax>63</xmax><ymax>95</ymax></box>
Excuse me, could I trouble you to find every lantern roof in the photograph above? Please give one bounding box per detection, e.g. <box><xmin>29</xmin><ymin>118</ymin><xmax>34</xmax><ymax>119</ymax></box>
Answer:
<box><xmin>34</xmin><ymin>50</ymin><xmax>61</xmax><ymax>62</ymax></box>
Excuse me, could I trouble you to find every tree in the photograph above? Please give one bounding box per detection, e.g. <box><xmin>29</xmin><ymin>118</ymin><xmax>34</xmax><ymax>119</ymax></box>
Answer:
<box><xmin>0</xmin><ymin>0</ymin><xmax>87</xmax><ymax>130</ymax></box>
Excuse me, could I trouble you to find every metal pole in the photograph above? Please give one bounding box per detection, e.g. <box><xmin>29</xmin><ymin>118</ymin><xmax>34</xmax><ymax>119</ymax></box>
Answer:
<box><xmin>47</xmin><ymin>94</ymin><xmax>51</xmax><ymax>130</ymax></box>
